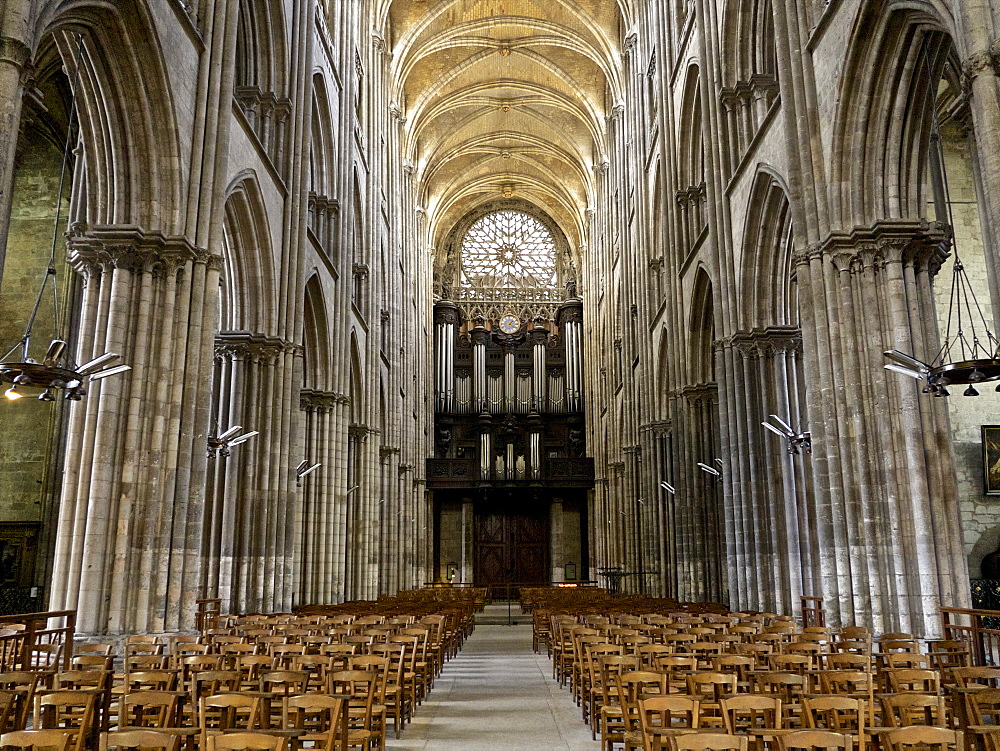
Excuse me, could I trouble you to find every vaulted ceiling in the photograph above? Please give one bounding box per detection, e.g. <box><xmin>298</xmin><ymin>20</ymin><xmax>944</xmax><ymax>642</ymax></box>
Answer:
<box><xmin>376</xmin><ymin>0</ymin><xmax>628</xmax><ymax>260</ymax></box>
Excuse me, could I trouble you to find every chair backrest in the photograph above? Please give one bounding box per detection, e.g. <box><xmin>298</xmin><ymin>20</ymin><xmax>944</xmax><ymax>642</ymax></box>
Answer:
<box><xmin>123</xmin><ymin>671</ymin><xmax>178</xmax><ymax>692</ymax></box>
<box><xmin>886</xmin><ymin>668</ymin><xmax>940</xmax><ymax>694</ymax></box>
<box><xmin>672</xmin><ymin>733</ymin><xmax>748</xmax><ymax>751</ymax></box>
<box><xmin>720</xmin><ymin>694</ymin><xmax>782</xmax><ymax>733</ymax></box>
<box><xmin>686</xmin><ymin>672</ymin><xmax>738</xmax><ymax>703</ymax></box>
<box><xmin>951</xmin><ymin>665</ymin><xmax>1000</xmax><ymax>688</ymax></box>
<box><xmin>120</xmin><ymin>692</ymin><xmax>180</xmax><ymax>729</ymax></box>
<box><xmin>0</xmin><ymin>730</ymin><xmax>72</xmax><ymax>751</ymax></box>
<box><xmin>884</xmin><ymin>726</ymin><xmax>963</xmax><ymax>751</ymax></box>
<box><xmin>100</xmin><ymin>730</ymin><xmax>180</xmax><ymax>751</ymax></box>
<box><xmin>970</xmin><ymin>687</ymin><xmax>1000</xmax><ymax>725</ymax></box>
<box><xmin>818</xmin><ymin>670</ymin><xmax>873</xmax><ymax>696</ymax></box>
<box><xmin>282</xmin><ymin>695</ymin><xmax>347</xmax><ymax>751</ymax></box>
<box><xmin>637</xmin><ymin>695</ymin><xmax>700</xmax><ymax>735</ymax></box>
<box><xmin>802</xmin><ymin>696</ymin><xmax>865</xmax><ymax>734</ymax></box>
<box><xmin>258</xmin><ymin>671</ymin><xmax>310</xmax><ymax>697</ymax></box>
<box><xmin>33</xmin><ymin>691</ymin><xmax>98</xmax><ymax>730</ymax></box>
<box><xmin>198</xmin><ymin>694</ymin><xmax>263</xmax><ymax>735</ymax></box>
<box><xmin>884</xmin><ymin>652</ymin><xmax>930</xmax><ymax>670</ymax></box>
<box><xmin>205</xmin><ymin>732</ymin><xmax>284</xmax><ymax>751</ymax></box>
<box><xmin>880</xmin><ymin>693</ymin><xmax>947</xmax><ymax>728</ymax></box>
<box><xmin>777</xmin><ymin>730</ymin><xmax>854</xmax><ymax>751</ymax></box>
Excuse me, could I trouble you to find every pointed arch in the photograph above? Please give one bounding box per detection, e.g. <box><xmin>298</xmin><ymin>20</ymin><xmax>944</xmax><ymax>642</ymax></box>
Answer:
<box><xmin>689</xmin><ymin>267</ymin><xmax>716</xmax><ymax>385</ymax></box>
<box><xmin>303</xmin><ymin>275</ymin><xmax>332</xmax><ymax>390</ymax></box>
<box><xmin>38</xmin><ymin>1</ymin><xmax>183</xmax><ymax>232</ymax></box>
<box><xmin>739</xmin><ymin>167</ymin><xmax>796</xmax><ymax>329</ymax></box>
<box><xmin>221</xmin><ymin>172</ymin><xmax>278</xmax><ymax>333</ymax></box>
<box><xmin>310</xmin><ymin>73</ymin><xmax>336</xmax><ymax>198</ymax></box>
<box><xmin>830</xmin><ymin>3</ymin><xmax>956</xmax><ymax>227</ymax></box>
<box><xmin>349</xmin><ymin>331</ymin><xmax>364</xmax><ymax>426</ymax></box>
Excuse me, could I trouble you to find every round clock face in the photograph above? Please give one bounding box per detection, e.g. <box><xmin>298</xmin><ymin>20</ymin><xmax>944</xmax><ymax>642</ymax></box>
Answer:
<box><xmin>499</xmin><ymin>315</ymin><xmax>520</xmax><ymax>334</ymax></box>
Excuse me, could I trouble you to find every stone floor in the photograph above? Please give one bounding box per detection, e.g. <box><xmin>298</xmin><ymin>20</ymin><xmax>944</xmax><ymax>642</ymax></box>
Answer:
<box><xmin>388</xmin><ymin>606</ymin><xmax>601</xmax><ymax>750</ymax></box>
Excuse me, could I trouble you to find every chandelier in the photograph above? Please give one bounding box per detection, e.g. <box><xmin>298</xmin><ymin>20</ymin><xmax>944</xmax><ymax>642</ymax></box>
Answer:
<box><xmin>0</xmin><ymin>35</ymin><xmax>130</xmax><ymax>402</ymax></box>
<box><xmin>883</xmin><ymin>58</ymin><xmax>999</xmax><ymax>398</ymax></box>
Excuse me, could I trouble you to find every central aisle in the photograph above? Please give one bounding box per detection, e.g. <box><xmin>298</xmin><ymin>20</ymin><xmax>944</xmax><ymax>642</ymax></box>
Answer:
<box><xmin>389</xmin><ymin>613</ymin><xmax>602</xmax><ymax>750</ymax></box>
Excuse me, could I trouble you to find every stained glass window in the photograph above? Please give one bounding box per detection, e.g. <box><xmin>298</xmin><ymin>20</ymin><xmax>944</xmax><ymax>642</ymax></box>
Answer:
<box><xmin>458</xmin><ymin>211</ymin><xmax>561</xmax><ymax>320</ymax></box>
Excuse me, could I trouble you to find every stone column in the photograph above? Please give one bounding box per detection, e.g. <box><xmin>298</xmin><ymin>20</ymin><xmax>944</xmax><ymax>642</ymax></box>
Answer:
<box><xmin>550</xmin><ymin>497</ymin><xmax>564</xmax><ymax>583</ymax></box>
<box><xmin>461</xmin><ymin>497</ymin><xmax>474</xmax><ymax>584</ymax></box>
<box><xmin>49</xmin><ymin>231</ymin><xmax>219</xmax><ymax>634</ymax></box>
<box><xmin>796</xmin><ymin>221</ymin><xmax>970</xmax><ymax>635</ymax></box>
<box><xmin>0</xmin><ymin>27</ymin><xmax>31</xmax><ymax>283</ymax></box>
<box><xmin>954</xmin><ymin>3</ymin><xmax>1000</xmax><ymax>328</ymax></box>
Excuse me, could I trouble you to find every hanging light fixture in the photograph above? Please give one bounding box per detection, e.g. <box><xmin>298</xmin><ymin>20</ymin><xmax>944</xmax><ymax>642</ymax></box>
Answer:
<box><xmin>0</xmin><ymin>35</ymin><xmax>130</xmax><ymax>402</ymax></box>
<box><xmin>883</xmin><ymin>54</ymin><xmax>1000</xmax><ymax>397</ymax></box>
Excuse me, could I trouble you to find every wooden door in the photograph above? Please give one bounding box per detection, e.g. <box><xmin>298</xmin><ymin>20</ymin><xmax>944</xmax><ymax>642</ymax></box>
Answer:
<box><xmin>474</xmin><ymin>507</ymin><xmax>550</xmax><ymax>586</ymax></box>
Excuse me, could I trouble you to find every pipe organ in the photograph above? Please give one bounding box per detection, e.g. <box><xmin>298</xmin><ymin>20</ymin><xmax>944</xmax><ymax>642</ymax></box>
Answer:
<box><xmin>427</xmin><ymin>296</ymin><xmax>594</xmax><ymax>587</ymax></box>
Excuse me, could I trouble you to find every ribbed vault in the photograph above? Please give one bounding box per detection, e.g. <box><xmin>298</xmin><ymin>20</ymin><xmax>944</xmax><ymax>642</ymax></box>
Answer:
<box><xmin>376</xmin><ymin>0</ymin><xmax>627</xmax><ymax>270</ymax></box>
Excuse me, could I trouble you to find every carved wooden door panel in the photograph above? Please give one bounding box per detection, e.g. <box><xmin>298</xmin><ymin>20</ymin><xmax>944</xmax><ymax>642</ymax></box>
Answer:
<box><xmin>474</xmin><ymin>508</ymin><xmax>549</xmax><ymax>586</ymax></box>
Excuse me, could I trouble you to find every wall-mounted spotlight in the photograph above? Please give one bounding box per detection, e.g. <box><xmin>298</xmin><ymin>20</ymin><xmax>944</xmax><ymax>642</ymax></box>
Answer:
<box><xmin>697</xmin><ymin>461</ymin><xmax>723</xmax><ymax>482</ymax></box>
<box><xmin>296</xmin><ymin>459</ymin><xmax>321</xmax><ymax>486</ymax></box>
<box><xmin>761</xmin><ymin>414</ymin><xmax>812</xmax><ymax>455</ymax></box>
<box><xmin>208</xmin><ymin>425</ymin><xmax>259</xmax><ymax>458</ymax></box>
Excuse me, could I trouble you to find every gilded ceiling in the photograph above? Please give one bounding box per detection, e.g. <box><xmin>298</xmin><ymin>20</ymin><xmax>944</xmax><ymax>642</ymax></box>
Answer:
<box><xmin>376</xmin><ymin>0</ymin><xmax>629</xmax><ymax>261</ymax></box>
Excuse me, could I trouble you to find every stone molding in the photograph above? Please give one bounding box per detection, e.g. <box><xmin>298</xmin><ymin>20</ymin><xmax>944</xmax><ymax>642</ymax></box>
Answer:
<box><xmin>66</xmin><ymin>225</ymin><xmax>214</xmax><ymax>276</ymax></box>
<box><xmin>215</xmin><ymin>331</ymin><xmax>302</xmax><ymax>364</ymax></box>
<box><xmin>725</xmin><ymin>326</ymin><xmax>802</xmax><ymax>359</ymax></box>
<box><xmin>798</xmin><ymin>220</ymin><xmax>950</xmax><ymax>276</ymax></box>
<box><xmin>300</xmin><ymin>389</ymin><xmax>349</xmax><ymax>412</ymax></box>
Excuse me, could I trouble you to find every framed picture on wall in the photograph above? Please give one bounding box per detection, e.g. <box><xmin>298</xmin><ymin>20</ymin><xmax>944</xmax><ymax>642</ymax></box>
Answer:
<box><xmin>983</xmin><ymin>425</ymin><xmax>1000</xmax><ymax>495</ymax></box>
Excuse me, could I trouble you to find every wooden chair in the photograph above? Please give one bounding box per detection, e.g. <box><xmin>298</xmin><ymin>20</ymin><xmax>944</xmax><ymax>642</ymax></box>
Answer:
<box><xmin>282</xmin><ymin>695</ymin><xmax>348</xmax><ymax>751</ymax></box>
<box><xmin>100</xmin><ymin>730</ymin><xmax>179</xmax><ymax>751</ymax></box>
<box><xmin>117</xmin><ymin>691</ymin><xmax>181</xmax><ymax>730</ymax></box>
<box><xmin>671</xmin><ymin>733</ymin><xmax>748</xmax><ymax>751</ymax></box>
<box><xmin>801</xmin><ymin>696</ymin><xmax>865</xmax><ymax>749</ymax></box>
<box><xmin>0</xmin><ymin>673</ymin><xmax>43</xmax><ymax>733</ymax></box>
<box><xmin>685</xmin><ymin>673</ymin><xmax>738</xmax><ymax>727</ymax></box>
<box><xmin>880</xmin><ymin>693</ymin><xmax>948</xmax><ymax>728</ymax></box>
<box><xmin>720</xmin><ymin>695</ymin><xmax>782</xmax><ymax>751</ymax></box>
<box><xmin>328</xmin><ymin>671</ymin><xmax>376</xmax><ymax>751</ymax></box>
<box><xmin>884</xmin><ymin>726</ymin><xmax>964</xmax><ymax>751</ymax></box>
<box><xmin>371</xmin><ymin>643</ymin><xmax>409</xmax><ymax>738</ymax></box>
<box><xmin>0</xmin><ymin>730</ymin><xmax>72</xmax><ymax>751</ymax></box>
<box><xmin>751</xmin><ymin>672</ymin><xmax>806</xmax><ymax>726</ymax></box>
<box><xmin>198</xmin><ymin>694</ymin><xmax>264</xmax><ymax>749</ymax></box>
<box><xmin>32</xmin><ymin>692</ymin><xmax>97</xmax><ymax>751</ymax></box>
<box><xmin>637</xmin><ymin>696</ymin><xmax>701</xmax><ymax>751</ymax></box>
<box><xmin>776</xmin><ymin>730</ymin><xmax>853</xmax><ymax>751</ymax></box>
<box><xmin>616</xmin><ymin>672</ymin><xmax>671</xmax><ymax>751</ymax></box>
<box><xmin>74</xmin><ymin>646</ymin><xmax>113</xmax><ymax>658</ymax></box>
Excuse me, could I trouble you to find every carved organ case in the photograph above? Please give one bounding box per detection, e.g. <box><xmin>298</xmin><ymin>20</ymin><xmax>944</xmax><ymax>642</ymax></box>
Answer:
<box><xmin>426</xmin><ymin>206</ymin><xmax>594</xmax><ymax>588</ymax></box>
